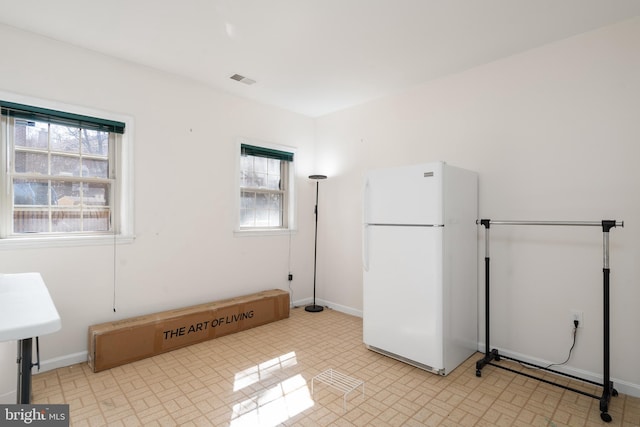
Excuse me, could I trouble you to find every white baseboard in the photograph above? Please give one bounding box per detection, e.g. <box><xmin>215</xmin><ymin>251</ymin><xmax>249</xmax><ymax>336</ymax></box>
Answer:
<box><xmin>1</xmin><ymin>351</ymin><xmax>86</xmax><ymax>404</ymax></box>
<box><xmin>37</xmin><ymin>351</ymin><xmax>87</xmax><ymax>373</ymax></box>
<box><xmin>290</xmin><ymin>297</ymin><xmax>363</xmax><ymax>318</ymax></box>
<box><xmin>290</xmin><ymin>296</ymin><xmax>312</xmax><ymax>309</ymax></box>
<box><xmin>477</xmin><ymin>343</ymin><xmax>640</xmax><ymax>398</ymax></box>
<box><xmin>0</xmin><ymin>389</ymin><xmax>16</xmax><ymax>404</ymax></box>
<box><xmin>317</xmin><ymin>298</ymin><xmax>363</xmax><ymax>318</ymax></box>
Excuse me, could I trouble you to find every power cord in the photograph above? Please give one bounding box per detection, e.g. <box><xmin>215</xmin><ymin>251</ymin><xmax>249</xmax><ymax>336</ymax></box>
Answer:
<box><xmin>543</xmin><ymin>319</ymin><xmax>579</xmax><ymax>369</ymax></box>
<box><xmin>518</xmin><ymin>319</ymin><xmax>579</xmax><ymax>370</ymax></box>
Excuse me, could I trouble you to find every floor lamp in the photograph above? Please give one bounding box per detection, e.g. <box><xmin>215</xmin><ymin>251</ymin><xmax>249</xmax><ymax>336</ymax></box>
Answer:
<box><xmin>305</xmin><ymin>174</ymin><xmax>327</xmax><ymax>313</ymax></box>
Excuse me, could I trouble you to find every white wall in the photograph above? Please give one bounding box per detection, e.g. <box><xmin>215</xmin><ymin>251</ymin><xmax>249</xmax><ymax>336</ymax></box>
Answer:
<box><xmin>315</xmin><ymin>17</ymin><xmax>640</xmax><ymax>395</ymax></box>
<box><xmin>0</xmin><ymin>23</ymin><xmax>318</xmax><ymax>395</ymax></box>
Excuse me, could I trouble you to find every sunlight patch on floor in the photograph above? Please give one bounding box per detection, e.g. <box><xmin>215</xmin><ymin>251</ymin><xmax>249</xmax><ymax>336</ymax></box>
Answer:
<box><xmin>230</xmin><ymin>373</ymin><xmax>314</xmax><ymax>427</ymax></box>
<box><xmin>233</xmin><ymin>351</ymin><xmax>297</xmax><ymax>392</ymax></box>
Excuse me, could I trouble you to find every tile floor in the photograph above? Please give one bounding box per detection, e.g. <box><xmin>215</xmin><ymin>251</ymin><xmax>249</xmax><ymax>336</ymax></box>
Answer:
<box><xmin>33</xmin><ymin>307</ymin><xmax>640</xmax><ymax>426</ymax></box>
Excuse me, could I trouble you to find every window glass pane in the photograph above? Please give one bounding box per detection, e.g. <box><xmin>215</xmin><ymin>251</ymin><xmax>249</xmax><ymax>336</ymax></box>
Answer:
<box><xmin>240</xmin><ymin>209</ymin><xmax>254</xmax><ymax>227</ymax></box>
<box><xmin>268</xmin><ymin>211</ymin><xmax>281</xmax><ymax>226</ymax></box>
<box><xmin>240</xmin><ymin>155</ymin><xmax>253</xmax><ymax>172</ymax></box>
<box><xmin>255</xmin><ymin>193</ymin><xmax>269</xmax><ymax>210</ymax></box>
<box><xmin>52</xmin><ymin>210</ymin><xmax>82</xmax><ymax>232</ymax></box>
<box><xmin>15</xmin><ymin>151</ymin><xmax>48</xmax><ymax>174</ymax></box>
<box><xmin>240</xmin><ymin>191</ymin><xmax>255</xmax><ymax>227</ymax></box>
<box><xmin>14</xmin><ymin>209</ymin><xmax>49</xmax><ymax>233</ymax></box>
<box><xmin>240</xmin><ymin>155</ymin><xmax>282</xmax><ymax>190</ymax></box>
<box><xmin>14</xmin><ymin>120</ymin><xmax>48</xmax><ymax>149</ymax></box>
<box><xmin>240</xmin><ymin>170</ymin><xmax>249</xmax><ymax>188</ymax></box>
<box><xmin>51</xmin><ymin>154</ymin><xmax>81</xmax><ymax>177</ymax></box>
<box><xmin>52</xmin><ymin>181</ymin><xmax>79</xmax><ymax>206</ymax></box>
<box><xmin>269</xmin><ymin>193</ymin><xmax>283</xmax><ymax>210</ymax></box>
<box><xmin>254</xmin><ymin>193</ymin><xmax>270</xmax><ymax>227</ymax></box>
<box><xmin>81</xmin><ymin>129</ymin><xmax>109</xmax><ymax>156</ymax></box>
<box><xmin>267</xmin><ymin>158</ymin><xmax>281</xmax><ymax>175</ymax></box>
<box><xmin>241</xmin><ymin>191</ymin><xmax>255</xmax><ymax>209</ymax></box>
<box><xmin>84</xmin><ymin>182</ymin><xmax>109</xmax><ymax>206</ymax></box>
<box><xmin>83</xmin><ymin>158</ymin><xmax>108</xmax><ymax>178</ymax></box>
<box><xmin>14</xmin><ymin>179</ymin><xmax>51</xmax><ymax>205</ymax></box>
<box><xmin>253</xmin><ymin>172</ymin><xmax>267</xmax><ymax>188</ymax></box>
<box><xmin>83</xmin><ymin>209</ymin><xmax>110</xmax><ymax>232</ymax></box>
<box><xmin>268</xmin><ymin>194</ymin><xmax>282</xmax><ymax>227</ymax></box>
<box><xmin>254</xmin><ymin>193</ymin><xmax>283</xmax><ymax>227</ymax></box>
<box><xmin>254</xmin><ymin>156</ymin><xmax>267</xmax><ymax>174</ymax></box>
<box><xmin>240</xmin><ymin>157</ymin><xmax>257</xmax><ymax>187</ymax></box>
<box><xmin>267</xmin><ymin>159</ymin><xmax>281</xmax><ymax>190</ymax></box>
<box><xmin>50</xmin><ymin>124</ymin><xmax>80</xmax><ymax>153</ymax></box>
<box><xmin>266</xmin><ymin>174</ymin><xmax>281</xmax><ymax>190</ymax></box>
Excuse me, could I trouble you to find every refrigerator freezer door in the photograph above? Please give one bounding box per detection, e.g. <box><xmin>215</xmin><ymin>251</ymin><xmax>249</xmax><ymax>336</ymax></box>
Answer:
<box><xmin>364</xmin><ymin>162</ymin><xmax>444</xmax><ymax>225</ymax></box>
<box><xmin>363</xmin><ymin>225</ymin><xmax>444</xmax><ymax>370</ymax></box>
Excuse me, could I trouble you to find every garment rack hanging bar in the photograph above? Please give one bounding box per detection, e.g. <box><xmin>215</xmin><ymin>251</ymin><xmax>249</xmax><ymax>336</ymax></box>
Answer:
<box><xmin>474</xmin><ymin>218</ymin><xmax>622</xmax><ymax>423</ymax></box>
<box><xmin>476</xmin><ymin>219</ymin><xmax>624</xmax><ymax>227</ymax></box>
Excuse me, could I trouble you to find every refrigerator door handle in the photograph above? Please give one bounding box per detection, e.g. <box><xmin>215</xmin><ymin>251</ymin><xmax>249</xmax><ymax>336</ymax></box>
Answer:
<box><xmin>363</xmin><ymin>179</ymin><xmax>371</xmax><ymax>272</ymax></box>
<box><xmin>363</xmin><ymin>224</ymin><xmax>370</xmax><ymax>272</ymax></box>
<box><xmin>363</xmin><ymin>178</ymin><xmax>370</xmax><ymax>225</ymax></box>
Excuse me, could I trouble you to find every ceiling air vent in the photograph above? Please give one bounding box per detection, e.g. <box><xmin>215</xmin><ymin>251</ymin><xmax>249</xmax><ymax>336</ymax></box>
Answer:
<box><xmin>230</xmin><ymin>74</ymin><xmax>256</xmax><ymax>85</ymax></box>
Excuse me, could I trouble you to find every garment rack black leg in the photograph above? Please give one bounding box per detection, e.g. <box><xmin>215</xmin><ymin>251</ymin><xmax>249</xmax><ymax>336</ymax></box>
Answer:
<box><xmin>476</xmin><ymin>220</ymin><xmax>499</xmax><ymax>376</ymax></box>
<box><xmin>599</xmin><ymin>266</ymin><xmax>613</xmax><ymax>422</ymax></box>
<box><xmin>599</xmin><ymin>220</ymin><xmax>619</xmax><ymax>422</ymax></box>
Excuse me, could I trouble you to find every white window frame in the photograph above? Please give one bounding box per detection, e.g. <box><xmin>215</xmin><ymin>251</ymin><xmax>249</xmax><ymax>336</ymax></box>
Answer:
<box><xmin>0</xmin><ymin>92</ymin><xmax>134</xmax><ymax>248</ymax></box>
<box><xmin>234</xmin><ymin>138</ymin><xmax>297</xmax><ymax>236</ymax></box>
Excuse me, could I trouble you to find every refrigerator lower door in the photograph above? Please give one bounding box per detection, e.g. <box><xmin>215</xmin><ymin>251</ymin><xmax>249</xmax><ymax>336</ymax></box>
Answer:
<box><xmin>363</xmin><ymin>225</ymin><xmax>444</xmax><ymax>372</ymax></box>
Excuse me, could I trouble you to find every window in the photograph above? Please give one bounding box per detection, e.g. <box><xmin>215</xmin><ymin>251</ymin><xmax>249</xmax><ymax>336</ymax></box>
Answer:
<box><xmin>239</xmin><ymin>142</ymin><xmax>295</xmax><ymax>231</ymax></box>
<box><xmin>1</xmin><ymin>100</ymin><xmax>130</xmax><ymax>242</ymax></box>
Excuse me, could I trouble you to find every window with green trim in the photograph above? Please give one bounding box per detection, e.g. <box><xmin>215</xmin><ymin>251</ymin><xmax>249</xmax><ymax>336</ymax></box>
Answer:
<box><xmin>239</xmin><ymin>143</ymin><xmax>294</xmax><ymax>230</ymax></box>
<box><xmin>1</xmin><ymin>101</ymin><xmax>126</xmax><ymax>237</ymax></box>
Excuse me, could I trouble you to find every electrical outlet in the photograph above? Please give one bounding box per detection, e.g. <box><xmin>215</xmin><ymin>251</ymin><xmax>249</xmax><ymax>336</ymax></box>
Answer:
<box><xmin>570</xmin><ymin>310</ymin><xmax>584</xmax><ymax>328</ymax></box>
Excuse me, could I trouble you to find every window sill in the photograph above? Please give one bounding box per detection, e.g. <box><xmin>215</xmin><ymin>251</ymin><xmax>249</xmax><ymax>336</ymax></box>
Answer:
<box><xmin>0</xmin><ymin>234</ymin><xmax>135</xmax><ymax>250</ymax></box>
<box><xmin>234</xmin><ymin>228</ymin><xmax>298</xmax><ymax>237</ymax></box>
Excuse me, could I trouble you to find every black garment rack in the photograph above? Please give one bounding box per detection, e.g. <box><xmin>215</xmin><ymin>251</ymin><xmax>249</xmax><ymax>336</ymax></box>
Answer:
<box><xmin>474</xmin><ymin>219</ymin><xmax>623</xmax><ymax>423</ymax></box>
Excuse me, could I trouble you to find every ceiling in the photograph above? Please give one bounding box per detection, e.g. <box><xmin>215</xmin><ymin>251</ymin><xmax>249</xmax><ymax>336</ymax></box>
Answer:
<box><xmin>1</xmin><ymin>1</ymin><xmax>639</xmax><ymax>118</ymax></box>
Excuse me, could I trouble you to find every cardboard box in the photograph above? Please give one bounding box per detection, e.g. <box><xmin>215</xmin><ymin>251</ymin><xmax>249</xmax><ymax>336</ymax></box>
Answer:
<box><xmin>88</xmin><ymin>289</ymin><xmax>290</xmax><ymax>372</ymax></box>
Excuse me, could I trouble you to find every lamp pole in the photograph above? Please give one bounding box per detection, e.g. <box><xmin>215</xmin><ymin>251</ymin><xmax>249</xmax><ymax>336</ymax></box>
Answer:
<box><xmin>305</xmin><ymin>174</ymin><xmax>327</xmax><ymax>312</ymax></box>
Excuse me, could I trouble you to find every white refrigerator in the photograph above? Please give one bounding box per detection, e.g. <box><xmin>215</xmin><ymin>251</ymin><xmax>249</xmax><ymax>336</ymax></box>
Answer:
<box><xmin>363</xmin><ymin>161</ymin><xmax>478</xmax><ymax>375</ymax></box>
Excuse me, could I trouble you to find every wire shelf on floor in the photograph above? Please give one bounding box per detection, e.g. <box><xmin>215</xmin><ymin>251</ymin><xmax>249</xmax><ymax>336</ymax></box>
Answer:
<box><xmin>311</xmin><ymin>369</ymin><xmax>364</xmax><ymax>412</ymax></box>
